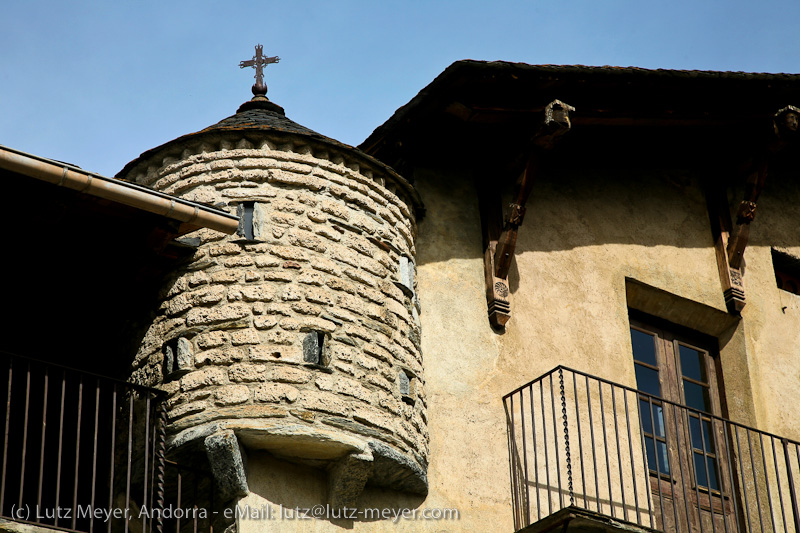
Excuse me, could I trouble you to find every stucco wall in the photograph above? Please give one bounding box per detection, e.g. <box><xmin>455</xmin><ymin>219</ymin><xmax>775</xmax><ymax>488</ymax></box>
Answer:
<box><xmin>409</xmin><ymin>165</ymin><xmax>734</xmax><ymax>532</ymax></box>
<box><xmin>737</xmin><ymin>171</ymin><xmax>800</xmax><ymax>441</ymax></box>
<box><xmin>272</xmin><ymin>160</ymin><xmax>795</xmax><ymax>532</ymax></box>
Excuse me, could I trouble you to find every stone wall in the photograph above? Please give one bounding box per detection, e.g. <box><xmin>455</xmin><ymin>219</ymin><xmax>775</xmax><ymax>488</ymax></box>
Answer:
<box><xmin>120</xmin><ymin>132</ymin><xmax>428</xmax><ymax>491</ymax></box>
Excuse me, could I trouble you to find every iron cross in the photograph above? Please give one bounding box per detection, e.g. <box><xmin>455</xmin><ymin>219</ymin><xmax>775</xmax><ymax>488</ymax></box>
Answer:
<box><xmin>239</xmin><ymin>44</ymin><xmax>280</xmax><ymax>96</ymax></box>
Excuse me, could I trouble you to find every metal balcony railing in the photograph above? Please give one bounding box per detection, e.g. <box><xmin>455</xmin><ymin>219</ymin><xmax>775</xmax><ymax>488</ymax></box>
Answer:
<box><xmin>504</xmin><ymin>366</ymin><xmax>800</xmax><ymax>533</ymax></box>
<box><xmin>0</xmin><ymin>351</ymin><xmax>215</xmax><ymax>533</ymax></box>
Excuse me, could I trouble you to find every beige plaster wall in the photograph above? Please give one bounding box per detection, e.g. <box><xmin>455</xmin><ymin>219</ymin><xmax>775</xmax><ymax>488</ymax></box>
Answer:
<box><xmin>239</xmin><ymin>453</ymin><xmax>457</xmax><ymax>532</ymax></box>
<box><xmin>238</xmin><ymin>160</ymin><xmax>800</xmax><ymax>532</ymax></box>
<box><xmin>397</xmin><ymin>162</ymin><xmax>795</xmax><ymax>530</ymax></box>
<box><xmin>408</xmin><ymin>165</ymin><xmax>731</xmax><ymax>532</ymax></box>
<box><xmin>736</xmin><ymin>172</ymin><xmax>800</xmax><ymax>441</ymax></box>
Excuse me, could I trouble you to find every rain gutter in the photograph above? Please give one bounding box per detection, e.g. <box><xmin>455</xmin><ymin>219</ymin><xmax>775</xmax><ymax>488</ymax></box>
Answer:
<box><xmin>0</xmin><ymin>144</ymin><xmax>239</xmax><ymax>234</ymax></box>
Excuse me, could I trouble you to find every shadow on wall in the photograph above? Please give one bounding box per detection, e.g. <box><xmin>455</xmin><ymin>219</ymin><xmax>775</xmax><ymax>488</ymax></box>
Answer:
<box><xmin>242</xmin><ymin>452</ymin><xmax>426</xmax><ymax>528</ymax></box>
<box><xmin>413</xmin><ymin>137</ymin><xmax>800</xmax><ymax>268</ymax></box>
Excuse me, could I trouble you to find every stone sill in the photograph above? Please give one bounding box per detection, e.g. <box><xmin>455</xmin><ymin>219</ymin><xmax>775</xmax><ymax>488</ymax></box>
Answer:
<box><xmin>517</xmin><ymin>506</ymin><xmax>659</xmax><ymax>533</ymax></box>
<box><xmin>302</xmin><ymin>362</ymin><xmax>333</xmax><ymax>373</ymax></box>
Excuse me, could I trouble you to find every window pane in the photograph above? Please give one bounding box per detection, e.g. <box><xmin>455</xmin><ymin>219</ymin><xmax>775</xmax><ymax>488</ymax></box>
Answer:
<box><xmin>694</xmin><ymin>452</ymin><xmax>720</xmax><ymax>491</ymax></box>
<box><xmin>653</xmin><ymin>405</ymin><xmax>666</xmax><ymax>438</ymax></box>
<box><xmin>656</xmin><ymin>440</ymin><xmax>671</xmax><ymax>476</ymax></box>
<box><xmin>684</xmin><ymin>380</ymin><xmax>711</xmax><ymax>412</ymax></box>
<box><xmin>689</xmin><ymin>415</ymin><xmax>715</xmax><ymax>452</ymax></box>
<box><xmin>679</xmin><ymin>345</ymin><xmax>707</xmax><ymax>383</ymax></box>
<box><xmin>640</xmin><ymin>399</ymin><xmax>652</xmax><ymax>433</ymax></box>
<box><xmin>631</xmin><ymin>329</ymin><xmax>657</xmax><ymax>366</ymax></box>
<box><xmin>645</xmin><ymin>436</ymin><xmax>656</xmax><ymax>472</ymax></box>
<box><xmin>635</xmin><ymin>364</ymin><xmax>661</xmax><ymax>397</ymax></box>
<box><xmin>694</xmin><ymin>452</ymin><xmax>707</xmax><ymax>487</ymax></box>
<box><xmin>639</xmin><ymin>400</ymin><xmax>666</xmax><ymax>437</ymax></box>
<box><xmin>703</xmin><ymin>419</ymin><xmax>715</xmax><ymax>452</ymax></box>
<box><xmin>690</xmin><ymin>415</ymin><xmax>702</xmax><ymax>449</ymax></box>
<box><xmin>645</xmin><ymin>437</ymin><xmax>671</xmax><ymax>476</ymax></box>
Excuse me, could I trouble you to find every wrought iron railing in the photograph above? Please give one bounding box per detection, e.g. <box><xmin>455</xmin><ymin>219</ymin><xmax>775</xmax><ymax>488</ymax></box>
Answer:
<box><xmin>0</xmin><ymin>351</ymin><xmax>215</xmax><ymax>533</ymax></box>
<box><xmin>504</xmin><ymin>366</ymin><xmax>800</xmax><ymax>533</ymax></box>
<box><xmin>161</xmin><ymin>460</ymin><xmax>217</xmax><ymax>533</ymax></box>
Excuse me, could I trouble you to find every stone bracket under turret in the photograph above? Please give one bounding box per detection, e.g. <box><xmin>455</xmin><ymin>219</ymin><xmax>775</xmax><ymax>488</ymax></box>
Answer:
<box><xmin>204</xmin><ymin>430</ymin><xmax>249</xmax><ymax>503</ymax></box>
<box><xmin>481</xmin><ymin>100</ymin><xmax>574</xmax><ymax>329</ymax></box>
<box><xmin>708</xmin><ymin>105</ymin><xmax>800</xmax><ymax>315</ymax></box>
<box><xmin>327</xmin><ymin>450</ymin><xmax>374</xmax><ymax>509</ymax></box>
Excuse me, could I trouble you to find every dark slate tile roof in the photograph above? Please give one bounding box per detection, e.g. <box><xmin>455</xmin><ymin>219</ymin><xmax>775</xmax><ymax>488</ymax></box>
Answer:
<box><xmin>461</xmin><ymin>60</ymin><xmax>800</xmax><ymax>81</ymax></box>
<box><xmin>117</xmin><ymin>97</ymin><xmax>340</xmax><ymax>179</ymax></box>
<box><xmin>197</xmin><ymin>98</ymin><xmax>324</xmax><ymax>139</ymax></box>
<box><xmin>115</xmin><ymin>97</ymin><xmax>424</xmax><ymax>218</ymax></box>
<box><xmin>117</xmin><ymin>97</ymin><xmax>363</xmax><ymax>180</ymax></box>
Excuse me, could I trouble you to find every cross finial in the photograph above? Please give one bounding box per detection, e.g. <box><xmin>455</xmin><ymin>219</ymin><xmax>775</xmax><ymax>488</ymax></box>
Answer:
<box><xmin>239</xmin><ymin>44</ymin><xmax>280</xmax><ymax>97</ymax></box>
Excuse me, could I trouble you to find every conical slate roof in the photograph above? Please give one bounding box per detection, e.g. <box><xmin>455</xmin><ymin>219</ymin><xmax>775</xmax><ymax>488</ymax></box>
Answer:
<box><xmin>197</xmin><ymin>96</ymin><xmax>326</xmax><ymax>139</ymax></box>
<box><xmin>116</xmin><ymin>96</ymin><xmax>343</xmax><ymax>179</ymax></box>
<box><xmin>114</xmin><ymin>95</ymin><xmax>424</xmax><ymax>215</ymax></box>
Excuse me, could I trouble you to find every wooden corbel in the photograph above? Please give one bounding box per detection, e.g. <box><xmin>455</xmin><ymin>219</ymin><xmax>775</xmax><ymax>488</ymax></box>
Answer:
<box><xmin>482</xmin><ymin>100</ymin><xmax>574</xmax><ymax>329</ymax></box>
<box><xmin>709</xmin><ymin>105</ymin><xmax>800</xmax><ymax>314</ymax></box>
<box><xmin>707</xmin><ymin>181</ymin><xmax>745</xmax><ymax>315</ymax></box>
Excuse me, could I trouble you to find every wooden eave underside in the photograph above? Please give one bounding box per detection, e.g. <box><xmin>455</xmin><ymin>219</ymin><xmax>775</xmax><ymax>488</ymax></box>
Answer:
<box><xmin>445</xmin><ymin>103</ymin><xmax>768</xmax><ymax>127</ymax></box>
<box><xmin>361</xmin><ymin>61</ymin><xmax>800</xmax><ymax>176</ymax></box>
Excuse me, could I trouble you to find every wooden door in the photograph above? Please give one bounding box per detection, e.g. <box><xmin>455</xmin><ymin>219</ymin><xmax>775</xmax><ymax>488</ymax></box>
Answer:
<box><xmin>630</xmin><ymin>318</ymin><xmax>734</xmax><ymax>532</ymax></box>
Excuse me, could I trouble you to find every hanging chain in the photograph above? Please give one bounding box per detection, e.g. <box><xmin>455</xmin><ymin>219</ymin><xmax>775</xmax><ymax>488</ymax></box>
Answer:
<box><xmin>559</xmin><ymin>368</ymin><xmax>574</xmax><ymax>506</ymax></box>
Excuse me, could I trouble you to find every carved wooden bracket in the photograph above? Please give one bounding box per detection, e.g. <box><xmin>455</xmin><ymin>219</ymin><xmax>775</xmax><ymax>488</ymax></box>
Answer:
<box><xmin>710</xmin><ymin>105</ymin><xmax>800</xmax><ymax>314</ymax></box>
<box><xmin>707</xmin><ymin>190</ymin><xmax>746</xmax><ymax>314</ymax></box>
<box><xmin>481</xmin><ymin>100</ymin><xmax>574</xmax><ymax>329</ymax></box>
<box><xmin>485</xmin><ymin>241</ymin><xmax>512</xmax><ymax>328</ymax></box>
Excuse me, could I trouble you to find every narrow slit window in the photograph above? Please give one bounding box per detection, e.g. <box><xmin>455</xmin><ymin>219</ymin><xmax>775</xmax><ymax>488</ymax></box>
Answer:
<box><xmin>238</xmin><ymin>201</ymin><xmax>255</xmax><ymax>240</ymax></box>
<box><xmin>396</xmin><ymin>256</ymin><xmax>416</xmax><ymax>297</ymax></box>
<box><xmin>162</xmin><ymin>337</ymin><xmax>194</xmax><ymax>379</ymax></box>
<box><xmin>398</xmin><ymin>371</ymin><xmax>410</xmax><ymax>395</ymax></box>
<box><xmin>303</xmin><ymin>331</ymin><xmax>326</xmax><ymax>365</ymax></box>
<box><xmin>399</xmin><ymin>369</ymin><xmax>415</xmax><ymax>405</ymax></box>
<box><xmin>162</xmin><ymin>338</ymin><xmax>179</xmax><ymax>376</ymax></box>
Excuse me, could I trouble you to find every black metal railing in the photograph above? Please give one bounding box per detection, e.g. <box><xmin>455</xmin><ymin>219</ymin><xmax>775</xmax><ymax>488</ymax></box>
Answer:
<box><xmin>161</xmin><ymin>460</ymin><xmax>217</xmax><ymax>533</ymax></box>
<box><xmin>504</xmin><ymin>366</ymin><xmax>800</xmax><ymax>533</ymax></box>
<box><xmin>0</xmin><ymin>351</ymin><xmax>214</xmax><ymax>533</ymax></box>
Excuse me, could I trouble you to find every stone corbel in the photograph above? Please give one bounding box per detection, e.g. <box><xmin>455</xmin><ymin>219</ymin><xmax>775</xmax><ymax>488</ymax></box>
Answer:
<box><xmin>710</xmin><ymin>105</ymin><xmax>799</xmax><ymax>314</ymax></box>
<box><xmin>482</xmin><ymin>100</ymin><xmax>574</xmax><ymax>329</ymax></box>
<box><xmin>204</xmin><ymin>430</ymin><xmax>249</xmax><ymax>503</ymax></box>
<box><xmin>327</xmin><ymin>450</ymin><xmax>374</xmax><ymax>509</ymax></box>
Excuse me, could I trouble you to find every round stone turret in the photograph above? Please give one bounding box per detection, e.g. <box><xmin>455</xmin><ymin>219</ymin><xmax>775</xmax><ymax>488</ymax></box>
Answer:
<box><xmin>117</xmin><ymin>94</ymin><xmax>427</xmax><ymax>497</ymax></box>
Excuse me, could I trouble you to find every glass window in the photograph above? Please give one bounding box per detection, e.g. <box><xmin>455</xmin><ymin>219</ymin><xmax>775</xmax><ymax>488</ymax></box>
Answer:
<box><xmin>630</xmin><ymin>317</ymin><xmax>724</xmax><ymax>494</ymax></box>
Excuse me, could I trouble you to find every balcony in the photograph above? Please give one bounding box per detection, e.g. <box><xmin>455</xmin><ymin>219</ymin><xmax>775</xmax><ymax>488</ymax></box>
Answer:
<box><xmin>0</xmin><ymin>352</ymin><xmax>214</xmax><ymax>533</ymax></box>
<box><xmin>505</xmin><ymin>366</ymin><xmax>800</xmax><ymax>533</ymax></box>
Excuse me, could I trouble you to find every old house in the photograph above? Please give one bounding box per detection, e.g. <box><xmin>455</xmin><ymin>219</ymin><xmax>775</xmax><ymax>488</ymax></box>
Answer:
<box><xmin>2</xmin><ymin>58</ymin><xmax>800</xmax><ymax>533</ymax></box>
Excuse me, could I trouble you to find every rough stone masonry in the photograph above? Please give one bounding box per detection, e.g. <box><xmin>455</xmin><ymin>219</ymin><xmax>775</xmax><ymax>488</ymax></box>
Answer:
<box><xmin>117</xmin><ymin>101</ymin><xmax>428</xmax><ymax>500</ymax></box>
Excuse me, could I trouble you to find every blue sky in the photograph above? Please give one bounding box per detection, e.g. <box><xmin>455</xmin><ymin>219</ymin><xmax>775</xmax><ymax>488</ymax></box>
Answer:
<box><xmin>2</xmin><ymin>0</ymin><xmax>800</xmax><ymax>177</ymax></box>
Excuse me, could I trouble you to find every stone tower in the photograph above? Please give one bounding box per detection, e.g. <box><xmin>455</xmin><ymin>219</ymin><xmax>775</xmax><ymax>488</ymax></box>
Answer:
<box><xmin>116</xmin><ymin>76</ymin><xmax>426</xmax><ymax>507</ymax></box>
